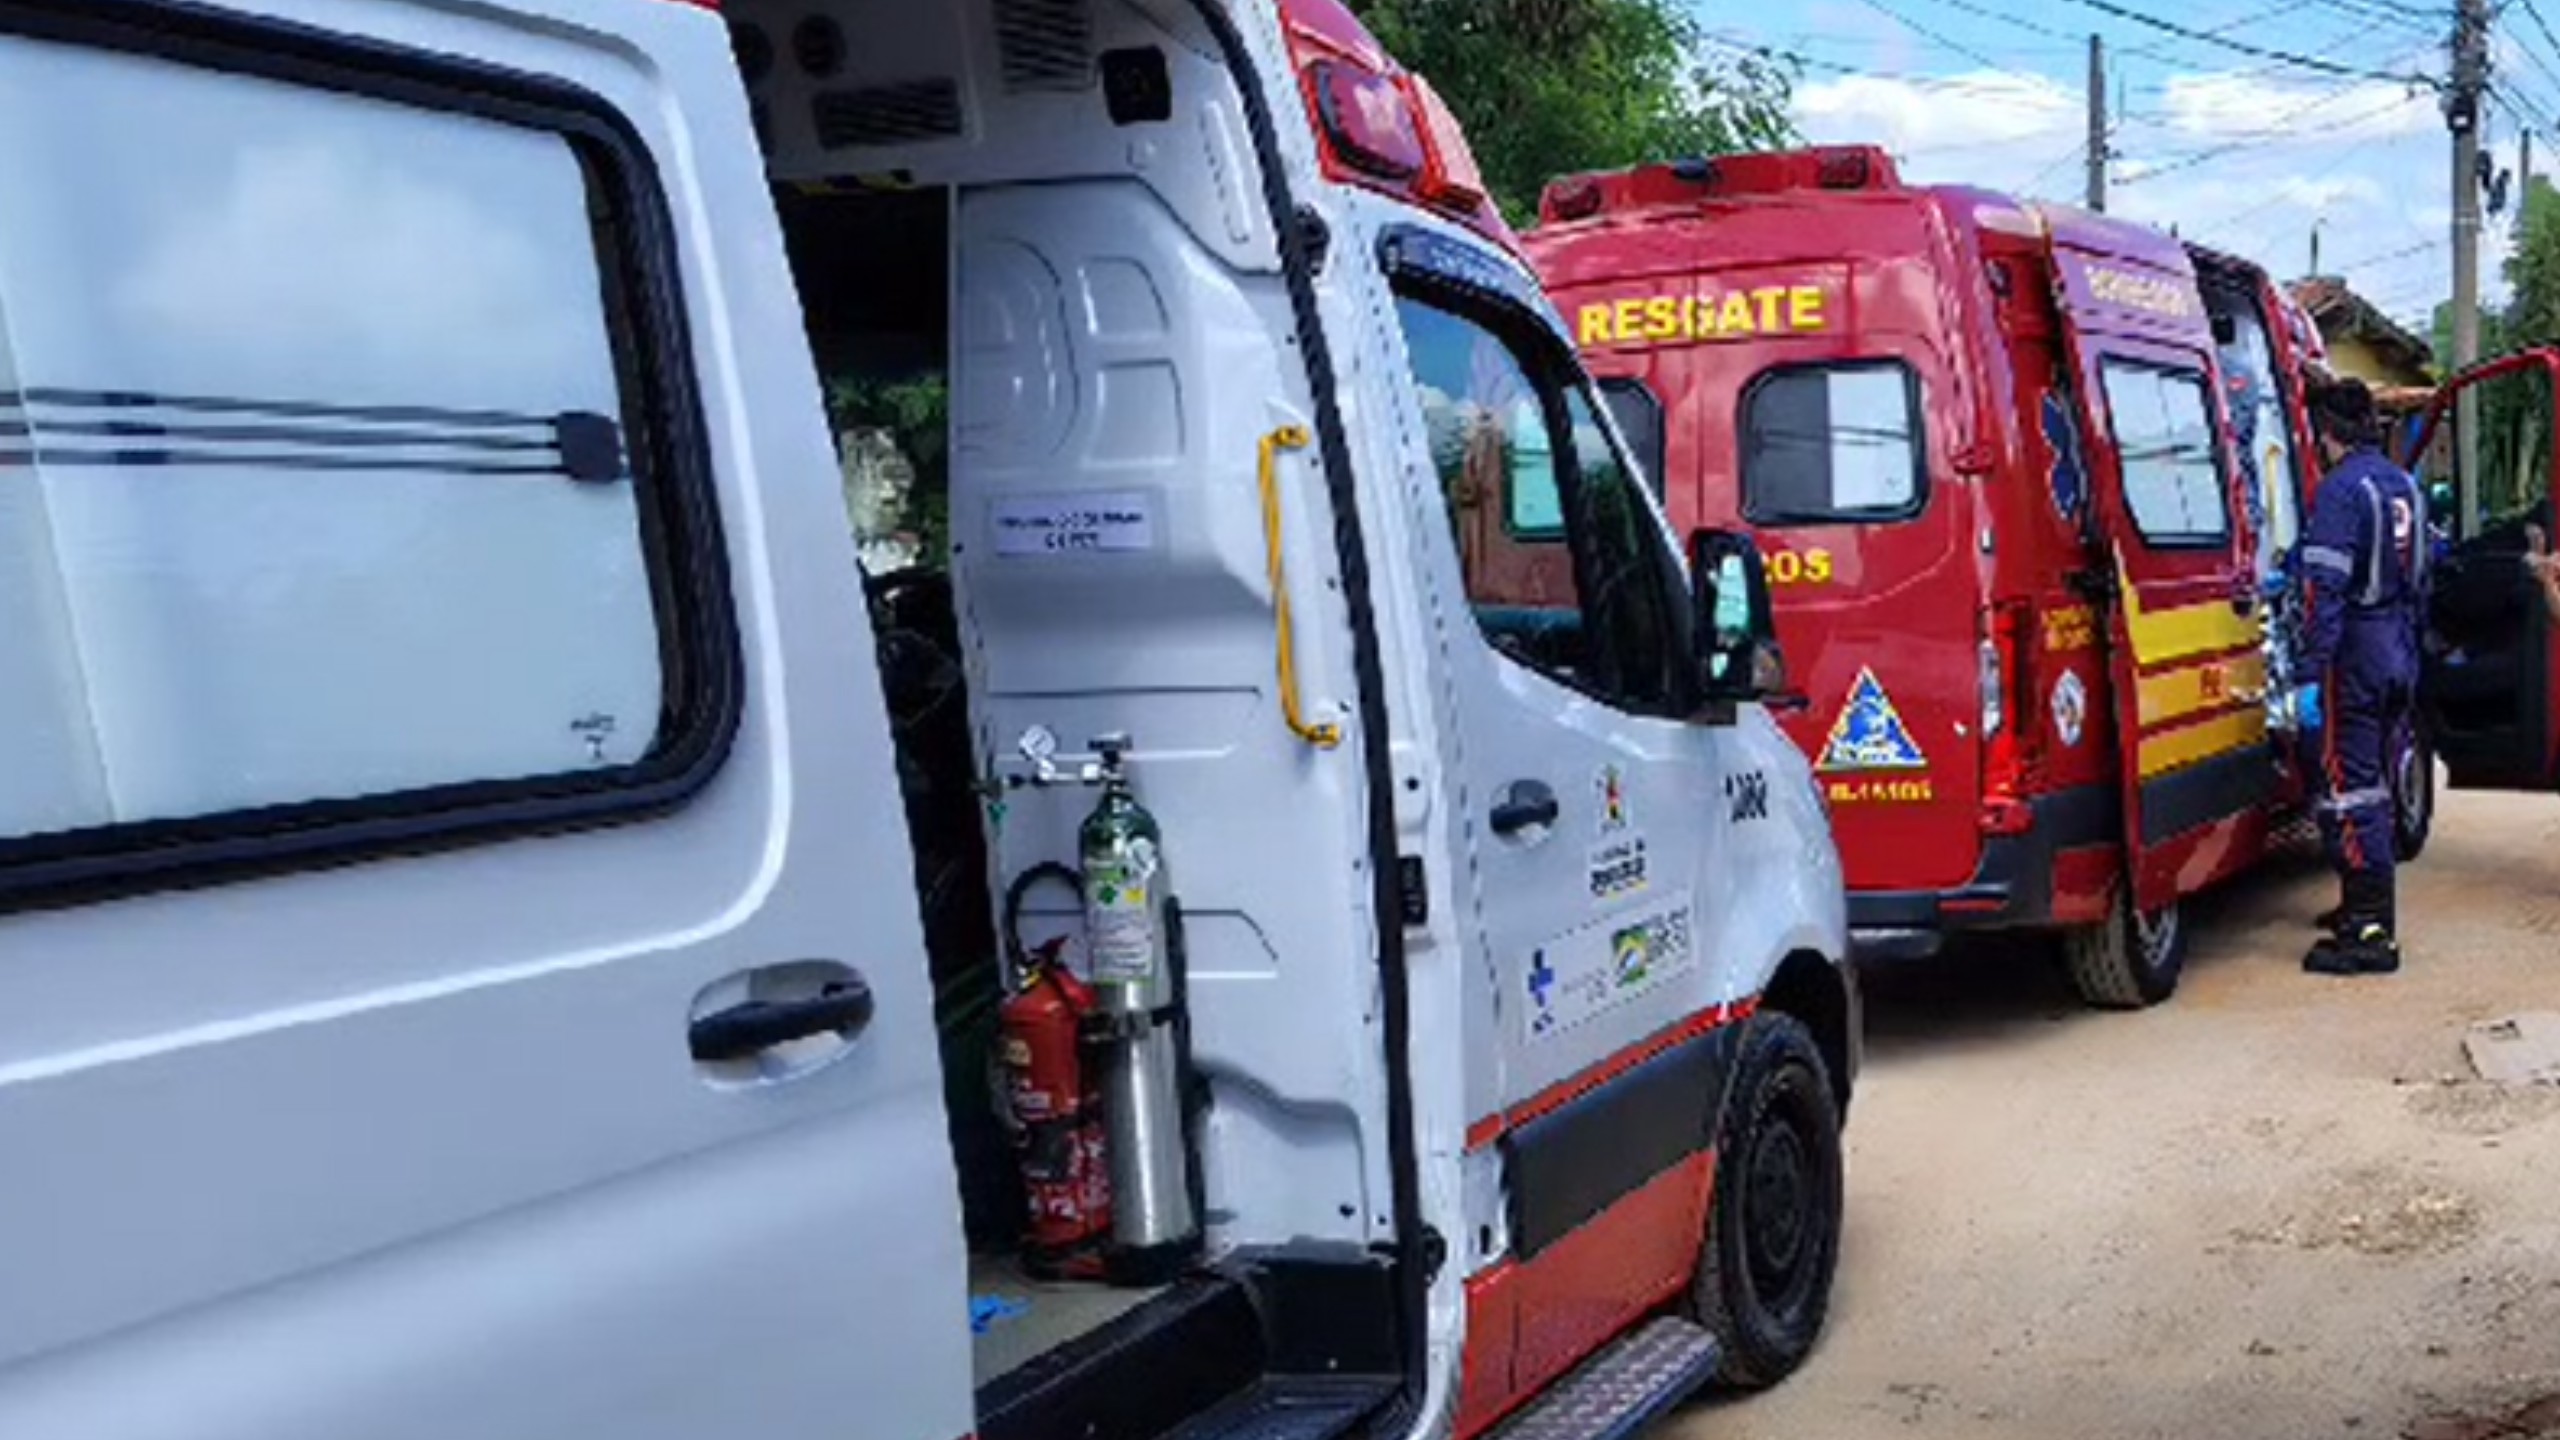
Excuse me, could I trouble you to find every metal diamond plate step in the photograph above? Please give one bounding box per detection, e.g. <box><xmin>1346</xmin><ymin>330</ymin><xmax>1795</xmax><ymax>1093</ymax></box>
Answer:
<box><xmin>1161</xmin><ymin>1375</ymin><xmax>1398</xmax><ymax>1440</ymax></box>
<box><xmin>1487</xmin><ymin>1317</ymin><xmax>1722</xmax><ymax>1440</ymax></box>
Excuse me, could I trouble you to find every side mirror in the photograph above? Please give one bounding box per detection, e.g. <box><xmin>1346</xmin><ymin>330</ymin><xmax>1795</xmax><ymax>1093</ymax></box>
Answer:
<box><xmin>1688</xmin><ymin>528</ymin><xmax>1792</xmax><ymax>712</ymax></box>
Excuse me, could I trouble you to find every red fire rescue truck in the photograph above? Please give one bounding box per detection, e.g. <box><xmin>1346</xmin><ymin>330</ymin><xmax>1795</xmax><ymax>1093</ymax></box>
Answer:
<box><xmin>1521</xmin><ymin>146</ymin><xmax>2527</xmax><ymax>1008</ymax></box>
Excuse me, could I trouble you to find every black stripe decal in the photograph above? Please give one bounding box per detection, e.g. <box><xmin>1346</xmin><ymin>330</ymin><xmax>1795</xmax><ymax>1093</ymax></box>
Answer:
<box><xmin>2140</xmin><ymin>741</ymin><xmax>2276</xmax><ymax>846</ymax></box>
<box><xmin>0</xmin><ymin>392</ymin><xmax>625</xmax><ymax>481</ymax></box>
<box><xmin>0</xmin><ymin>387</ymin><xmax>553</xmax><ymax>429</ymax></box>
<box><xmin>1501</xmin><ymin>1021</ymin><xmax>1740</xmax><ymax>1261</ymax></box>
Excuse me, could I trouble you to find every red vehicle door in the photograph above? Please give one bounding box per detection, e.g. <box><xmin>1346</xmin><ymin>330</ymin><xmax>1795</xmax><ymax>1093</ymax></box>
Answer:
<box><xmin>2405</xmin><ymin>350</ymin><xmax>2560</xmax><ymax>792</ymax></box>
<box><xmin>2048</xmin><ymin>239</ymin><xmax>2267</xmax><ymax>915</ymax></box>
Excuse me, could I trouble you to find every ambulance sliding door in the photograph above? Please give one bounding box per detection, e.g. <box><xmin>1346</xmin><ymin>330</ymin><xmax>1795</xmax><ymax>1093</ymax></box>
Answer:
<box><xmin>2049</xmin><ymin>245</ymin><xmax>2269</xmax><ymax>914</ymax></box>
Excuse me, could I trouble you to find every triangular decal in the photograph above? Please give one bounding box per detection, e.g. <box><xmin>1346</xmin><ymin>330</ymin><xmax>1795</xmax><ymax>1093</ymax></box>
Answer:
<box><xmin>1818</xmin><ymin>667</ymin><xmax>1928</xmax><ymax>772</ymax></box>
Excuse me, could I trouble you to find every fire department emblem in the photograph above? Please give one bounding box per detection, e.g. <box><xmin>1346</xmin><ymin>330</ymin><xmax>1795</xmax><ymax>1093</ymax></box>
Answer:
<box><xmin>1818</xmin><ymin>668</ymin><xmax>1928</xmax><ymax>772</ymax></box>
<box><xmin>2053</xmin><ymin>669</ymin><xmax>2088</xmax><ymax>749</ymax></box>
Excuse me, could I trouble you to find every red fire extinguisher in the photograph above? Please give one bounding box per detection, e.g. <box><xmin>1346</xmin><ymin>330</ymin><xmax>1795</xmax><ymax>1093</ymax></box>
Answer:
<box><xmin>999</xmin><ymin>934</ymin><xmax>1112</xmax><ymax>1279</ymax></box>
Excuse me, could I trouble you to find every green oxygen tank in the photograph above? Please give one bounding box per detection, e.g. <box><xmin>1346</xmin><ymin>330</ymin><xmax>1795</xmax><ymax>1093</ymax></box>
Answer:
<box><xmin>1076</xmin><ymin>733</ymin><xmax>1200</xmax><ymax>1282</ymax></box>
<box><xmin>1079</xmin><ymin>736</ymin><xmax>1164</xmax><ymax>987</ymax></box>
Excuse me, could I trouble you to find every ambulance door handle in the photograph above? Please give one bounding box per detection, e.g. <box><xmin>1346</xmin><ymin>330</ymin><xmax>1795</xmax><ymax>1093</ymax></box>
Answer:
<box><xmin>689</xmin><ymin>973</ymin><xmax>875</xmax><ymax>1064</ymax></box>
<box><xmin>1490</xmin><ymin>779</ymin><xmax>1560</xmax><ymax>837</ymax></box>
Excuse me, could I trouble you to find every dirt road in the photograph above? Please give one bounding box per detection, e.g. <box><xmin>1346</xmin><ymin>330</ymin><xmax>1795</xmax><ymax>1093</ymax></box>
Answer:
<box><xmin>1691</xmin><ymin>788</ymin><xmax>2560</xmax><ymax>1440</ymax></box>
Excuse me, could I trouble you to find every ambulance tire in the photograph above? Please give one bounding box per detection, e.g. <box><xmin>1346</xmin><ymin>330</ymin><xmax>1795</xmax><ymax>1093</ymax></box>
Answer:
<box><xmin>2063</xmin><ymin>890</ymin><xmax>2186</xmax><ymax>1010</ymax></box>
<box><xmin>2394</xmin><ymin>732</ymin><xmax>2434</xmax><ymax>864</ymax></box>
<box><xmin>1691</xmin><ymin>1012</ymin><xmax>1844</xmax><ymax>1391</ymax></box>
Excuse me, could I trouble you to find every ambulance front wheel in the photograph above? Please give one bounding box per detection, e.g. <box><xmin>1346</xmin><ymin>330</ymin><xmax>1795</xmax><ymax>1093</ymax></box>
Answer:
<box><xmin>2063</xmin><ymin>889</ymin><xmax>2186</xmax><ymax>1010</ymax></box>
<box><xmin>1690</xmin><ymin>1012</ymin><xmax>1844</xmax><ymax>1390</ymax></box>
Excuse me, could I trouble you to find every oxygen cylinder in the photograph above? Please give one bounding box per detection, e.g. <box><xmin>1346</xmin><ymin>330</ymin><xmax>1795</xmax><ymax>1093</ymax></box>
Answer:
<box><xmin>1077</xmin><ymin>734</ymin><xmax>1201</xmax><ymax>1283</ymax></box>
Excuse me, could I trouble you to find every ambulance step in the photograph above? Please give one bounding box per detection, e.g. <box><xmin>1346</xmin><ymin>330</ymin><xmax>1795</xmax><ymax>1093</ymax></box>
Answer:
<box><xmin>1488</xmin><ymin>1317</ymin><xmax>1722</xmax><ymax>1440</ymax></box>
<box><xmin>1162</xmin><ymin>1376</ymin><xmax>1397</xmax><ymax>1440</ymax></box>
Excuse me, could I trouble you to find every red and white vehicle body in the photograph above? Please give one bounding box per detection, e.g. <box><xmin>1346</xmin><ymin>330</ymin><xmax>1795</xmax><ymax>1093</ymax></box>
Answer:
<box><xmin>0</xmin><ymin>4</ymin><xmax>1853</xmax><ymax>1440</ymax></box>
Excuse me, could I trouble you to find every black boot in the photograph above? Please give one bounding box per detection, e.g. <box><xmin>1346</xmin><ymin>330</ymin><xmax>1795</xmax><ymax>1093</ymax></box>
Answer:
<box><xmin>2305</xmin><ymin>874</ymin><xmax>2400</xmax><ymax>975</ymax></box>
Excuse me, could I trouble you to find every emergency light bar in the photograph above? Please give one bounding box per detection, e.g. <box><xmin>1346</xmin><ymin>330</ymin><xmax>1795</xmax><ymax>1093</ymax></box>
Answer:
<box><xmin>1537</xmin><ymin>146</ymin><xmax>1904</xmax><ymax>227</ymax></box>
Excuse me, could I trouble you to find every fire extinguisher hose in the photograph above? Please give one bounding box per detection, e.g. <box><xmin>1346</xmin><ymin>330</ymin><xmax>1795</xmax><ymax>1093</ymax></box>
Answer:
<box><xmin>1001</xmin><ymin>860</ymin><xmax>1084</xmax><ymax>989</ymax></box>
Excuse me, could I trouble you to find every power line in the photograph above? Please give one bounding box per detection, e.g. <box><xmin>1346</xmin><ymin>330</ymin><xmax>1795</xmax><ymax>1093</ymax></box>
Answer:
<box><xmin>2049</xmin><ymin>0</ymin><xmax>2441</xmax><ymax>87</ymax></box>
<box><xmin>2306</xmin><ymin>0</ymin><xmax>2450</xmax><ymax>35</ymax></box>
<box><xmin>2522</xmin><ymin>0</ymin><xmax>2560</xmax><ymax>71</ymax></box>
<box><xmin>2117</xmin><ymin>95</ymin><xmax>2428</xmax><ymax>184</ymax></box>
<box><xmin>2328</xmin><ymin>235</ymin><xmax>2452</xmax><ymax>271</ymax></box>
<box><xmin>1699</xmin><ymin>32</ymin><xmax>2058</xmax><ymax>93</ymax></box>
<box><xmin>1850</xmin><ymin>0</ymin><xmax>2020</xmax><ymax>75</ymax></box>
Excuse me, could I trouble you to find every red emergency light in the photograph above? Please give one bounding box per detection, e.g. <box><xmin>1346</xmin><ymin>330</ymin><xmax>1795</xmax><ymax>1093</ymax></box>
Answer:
<box><xmin>1283</xmin><ymin>0</ymin><xmax>1514</xmax><ymax>249</ymax></box>
<box><xmin>1537</xmin><ymin>146</ymin><xmax>1904</xmax><ymax>227</ymax></box>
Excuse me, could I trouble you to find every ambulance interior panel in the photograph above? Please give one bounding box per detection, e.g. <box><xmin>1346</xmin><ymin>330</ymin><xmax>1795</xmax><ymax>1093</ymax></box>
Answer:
<box><xmin>729</xmin><ymin>0</ymin><xmax>1399</xmax><ymax>1398</ymax></box>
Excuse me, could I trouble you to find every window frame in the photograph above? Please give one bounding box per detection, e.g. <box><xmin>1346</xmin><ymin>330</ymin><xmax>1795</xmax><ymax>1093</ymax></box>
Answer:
<box><xmin>1382</xmin><ymin>248</ymin><xmax>1697</xmax><ymax>721</ymax></box>
<box><xmin>2095</xmin><ymin>355</ymin><xmax>2234</xmax><ymax>551</ymax></box>
<box><xmin>0</xmin><ymin>0</ymin><xmax>739</xmax><ymax>911</ymax></box>
<box><xmin>1738</xmin><ymin>357</ymin><xmax>1930</xmax><ymax>528</ymax></box>
<box><xmin>1596</xmin><ymin>376</ymin><xmax>1666</xmax><ymax>503</ymax></box>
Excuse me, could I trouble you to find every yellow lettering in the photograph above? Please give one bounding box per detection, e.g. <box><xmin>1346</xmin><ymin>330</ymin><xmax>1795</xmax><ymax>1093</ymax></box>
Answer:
<box><xmin>1769</xmin><ymin>551</ymin><xmax>1801</xmax><ymax>583</ymax></box>
<box><xmin>1579</xmin><ymin>303</ymin><xmax>1613</xmax><ymax>345</ymax></box>
<box><xmin>1806</xmin><ymin>548</ymin><xmax>1834</xmax><ymax>583</ymax></box>
<box><xmin>1614</xmin><ymin>298</ymin><xmax>1645</xmax><ymax>342</ymax></box>
<box><xmin>1688</xmin><ymin>296</ymin><xmax>1711</xmax><ymax>339</ymax></box>
<box><xmin>1645</xmin><ymin>296</ymin><xmax>1679</xmax><ymax>340</ymax></box>
<box><xmin>1718</xmin><ymin>291</ymin><xmax>1754</xmax><ymax>334</ymax></box>
<box><xmin>1754</xmin><ymin>287</ymin><xmax>1785</xmax><ymax>331</ymax></box>
<box><xmin>1789</xmin><ymin>286</ymin><xmax>1825</xmax><ymax>331</ymax></box>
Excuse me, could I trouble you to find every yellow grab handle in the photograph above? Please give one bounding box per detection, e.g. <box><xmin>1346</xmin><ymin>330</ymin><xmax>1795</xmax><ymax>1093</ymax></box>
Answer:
<box><xmin>1258</xmin><ymin>425</ymin><xmax>1343</xmax><ymax>750</ymax></box>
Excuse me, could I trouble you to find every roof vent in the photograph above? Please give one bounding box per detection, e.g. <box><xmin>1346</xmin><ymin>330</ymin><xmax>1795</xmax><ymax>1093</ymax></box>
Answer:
<box><xmin>813</xmin><ymin>79</ymin><xmax>965</xmax><ymax>148</ymax></box>
<box><xmin>992</xmin><ymin>0</ymin><xmax>1094</xmax><ymax>92</ymax></box>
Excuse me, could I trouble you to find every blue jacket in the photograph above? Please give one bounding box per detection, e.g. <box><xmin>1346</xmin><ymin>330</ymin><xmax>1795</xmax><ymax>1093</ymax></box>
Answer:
<box><xmin>2297</xmin><ymin>447</ymin><xmax>2428</xmax><ymax>691</ymax></box>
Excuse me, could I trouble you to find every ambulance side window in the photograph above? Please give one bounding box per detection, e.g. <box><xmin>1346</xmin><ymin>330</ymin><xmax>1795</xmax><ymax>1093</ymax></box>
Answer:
<box><xmin>1395</xmin><ymin>294</ymin><xmax>1692</xmax><ymax>715</ymax></box>
<box><xmin>1741</xmin><ymin>361</ymin><xmax>1925</xmax><ymax>524</ymax></box>
<box><xmin>0</xmin><ymin>26</ymin><xmax>727</xmax><ymax>893</ymax></box>
<box><xmin>2099</xmin><ymin>360</ymin><xmax>2231</xmax><ymax>545</ymax></box>
<box><xmin>1597</xmin><ymin>378</ymin><xmax>1666</xmax><ymax>501</ymax></box>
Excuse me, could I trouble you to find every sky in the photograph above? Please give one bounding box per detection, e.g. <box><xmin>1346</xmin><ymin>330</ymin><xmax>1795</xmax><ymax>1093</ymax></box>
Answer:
<box><xmin>1687</xmin><ymin>0</ymin><xmax>2551</xmax><ymax>342</ymax></box>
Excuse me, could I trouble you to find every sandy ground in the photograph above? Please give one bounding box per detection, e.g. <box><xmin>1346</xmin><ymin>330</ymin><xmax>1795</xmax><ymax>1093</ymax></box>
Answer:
<box><xmin>1686</xmin><ymin>787</ymin><xmax>2560</xmax><ymax>1440</ymax></box>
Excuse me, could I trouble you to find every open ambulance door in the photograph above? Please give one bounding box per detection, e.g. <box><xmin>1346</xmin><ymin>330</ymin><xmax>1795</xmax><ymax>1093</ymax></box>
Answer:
<box><xmin>2050</xmin><ymin>245</ymin><xmax>2271</xmax><ymax>983</ymax></box>
<box><xmin>2403</xmin><ymin>350</ymin><xmax>2560</xmax><ymax>792</ymax></box>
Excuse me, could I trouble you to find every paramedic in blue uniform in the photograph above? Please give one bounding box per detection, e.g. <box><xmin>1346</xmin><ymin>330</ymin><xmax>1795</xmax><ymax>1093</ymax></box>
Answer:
<box><xmin>2296</xmin><ymin>377</ymin><xmax>2428</xmax><ymax>975</ymax></box>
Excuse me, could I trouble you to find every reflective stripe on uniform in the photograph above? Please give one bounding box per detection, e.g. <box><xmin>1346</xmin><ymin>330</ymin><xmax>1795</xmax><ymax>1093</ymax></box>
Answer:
<box><xmin>2317</xmin><ymin>785</ymin><xmax>2392</xmax><ymax>815</ymax></box>
<box><xmin>2361</xmin><ymin>476</ymin><xmax>2389</xmax><ymax>607</ymax></box>
<box><xmin>2302</xmin><ymin>543</ymin><xmax>2354</xmax><ymax>576</ymax></box>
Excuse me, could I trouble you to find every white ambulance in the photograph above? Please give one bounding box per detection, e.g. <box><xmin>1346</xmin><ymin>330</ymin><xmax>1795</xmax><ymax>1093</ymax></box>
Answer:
<box><xmin>0</xmin><ymin>2</ymin><xmax>1855</xmax><ymax>1438</ymax></box>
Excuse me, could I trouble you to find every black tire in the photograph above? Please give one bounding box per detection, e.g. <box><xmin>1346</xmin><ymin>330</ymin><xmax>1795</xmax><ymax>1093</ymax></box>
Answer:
<box><xmin>2394</xmin><ymin>731</ymin><xmax>2435</xmax><ymax>864</ymax></box>
<box><xmin>2063</xmin><ymin>888</ymin><xmax>2186</xmax><ymax>1010</ymax></box>
<box><xmin>1690</xmin><ymin>1013</ymin><xmax>1844</xmax><ymax>1390</ymax></box>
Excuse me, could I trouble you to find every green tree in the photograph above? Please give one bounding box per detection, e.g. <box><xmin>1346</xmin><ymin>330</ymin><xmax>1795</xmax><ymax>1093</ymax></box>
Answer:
<box><xmin>1348</xmin><ymin>0</ymin><xmax>1795</xmax><ymax>225</ymax></box>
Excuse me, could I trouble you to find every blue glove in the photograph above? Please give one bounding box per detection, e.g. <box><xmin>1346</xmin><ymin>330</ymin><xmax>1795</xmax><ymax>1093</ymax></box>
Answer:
<box><xmin>2294</xmin><ymin>681</ymin><xmax>2323</xmax><ymax>733</ymax></box>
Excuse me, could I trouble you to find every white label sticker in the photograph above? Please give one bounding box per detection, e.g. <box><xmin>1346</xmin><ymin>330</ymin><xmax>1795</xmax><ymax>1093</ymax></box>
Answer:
<box><xmin>1525</xmin><ymin>898</ymin><xmax>1698</xmax><ymax>1042</ymax></box>
<box><xmin>991</xmin><ymin>492</ymin><xmax>1157</xmax><ymax>557</ymax></box>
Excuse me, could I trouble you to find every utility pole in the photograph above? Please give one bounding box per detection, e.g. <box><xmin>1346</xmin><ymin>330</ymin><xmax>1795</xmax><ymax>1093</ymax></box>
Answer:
<box><xmin>2311</xmin><ymin>220</ymin><xmax>2322</xmax><ymax>276</ymax></box>
<box><xmin>2086</xmin><ymin>33</ymin><xmax>2107</xmax><ymax>212</ymax></box>
<box><xmin>2450</xmin><ymin>0</ymin><xmax>2489</xmax><ymax>535</ymax></box>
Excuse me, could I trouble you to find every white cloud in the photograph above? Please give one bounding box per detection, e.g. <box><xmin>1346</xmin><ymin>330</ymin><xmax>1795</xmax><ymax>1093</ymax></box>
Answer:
<box><xmin>2156</xmin><ymin>73</ymin><xmax>2436</xmax><ymax>145</ymax></box>
<box><xmin>1796</xmin><ymin>70</ymin><xmax>2078</xmax><ymax>159</ymax></box>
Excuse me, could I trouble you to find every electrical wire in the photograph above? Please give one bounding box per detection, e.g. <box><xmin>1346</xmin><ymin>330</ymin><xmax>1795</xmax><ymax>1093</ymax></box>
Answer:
<box><xmin>2328</xmin><ymin>235</ymin><xmax>2452</xmax><ymax>272</ymax></box>
<box><xmin>1851</xmin><ymin>0</ymin><xmax>2025</xmax><ymax>75</ymax></box>
<box><xmin>2049</xmin><ymin>0</ymin><xmax>2440</xmax><ymax>86</ymax></box>
<box><xmin>2116</xmin><ymin>95</ymin><xmax>2428</xmax><ymax>184</ymax></box>
<box><xmin>1699</xmin><ymin>32</ymin><xmax>2058</xmax><ymax>94</ymax></box>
